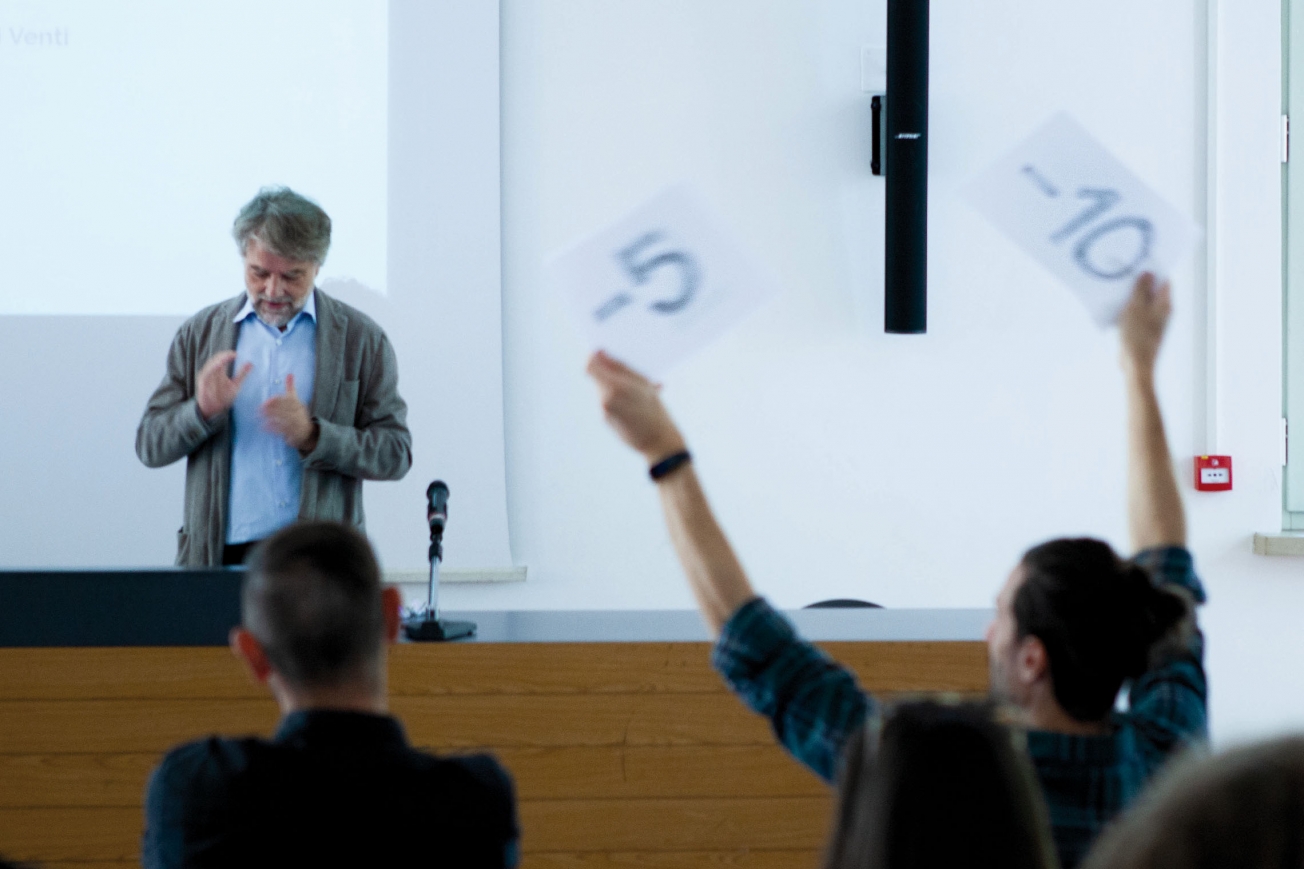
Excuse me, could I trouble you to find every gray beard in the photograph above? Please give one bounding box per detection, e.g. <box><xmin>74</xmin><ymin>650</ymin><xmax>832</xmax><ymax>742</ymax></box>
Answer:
<box><xmin>255</xmin><ymin>302</ymin><xmax>302</xmax><ymax>330</ymax></box>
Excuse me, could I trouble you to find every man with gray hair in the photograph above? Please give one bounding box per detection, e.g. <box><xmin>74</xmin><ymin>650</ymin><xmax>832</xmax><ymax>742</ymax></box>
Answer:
<box><xmin>137</xmin><ymin>187</ymin><xmax>411</xmax><ymax>566</ymax></box>
<box><xmin>142</xmin><ymin>521</ymin><xmax>520</xmax><ymax>867</ymax></box>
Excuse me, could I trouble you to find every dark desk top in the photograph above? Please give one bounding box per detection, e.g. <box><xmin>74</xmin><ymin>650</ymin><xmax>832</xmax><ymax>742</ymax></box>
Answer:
<box><xmin>0</xmin><ymin>569</ymin><xmax>991</xmax><ymax>647</ymax></box>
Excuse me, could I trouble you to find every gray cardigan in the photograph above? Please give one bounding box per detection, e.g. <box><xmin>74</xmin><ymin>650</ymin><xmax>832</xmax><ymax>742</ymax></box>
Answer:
<box><xmin>136</xmin><ymin>290</ymin><xmax>412</xmax><ymax>566</ymax></box>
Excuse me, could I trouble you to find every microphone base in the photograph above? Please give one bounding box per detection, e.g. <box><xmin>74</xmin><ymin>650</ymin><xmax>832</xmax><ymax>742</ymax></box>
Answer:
<box><xmin>402</xmin><ymin>615</ymin><xmax>476</xmax><ymax>642</ymax></box>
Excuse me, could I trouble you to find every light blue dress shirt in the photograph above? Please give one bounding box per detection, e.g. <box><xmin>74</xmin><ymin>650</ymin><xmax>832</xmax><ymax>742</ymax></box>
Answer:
<box><xmin>226</xmin><ymin>292</ymin><xmax>317</xmax><ymax>545</ymax></box>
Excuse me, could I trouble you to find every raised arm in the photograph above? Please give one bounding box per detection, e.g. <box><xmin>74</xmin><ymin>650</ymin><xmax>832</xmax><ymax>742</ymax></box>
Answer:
<box><xmin>586</xmin><ymin>352</ymin><xmax>755</xmax><ymax>634</ymax></box>
<box><xmin>1119</xmin><ymin>273</ymin><xmax>1186</xmax><ymax>551</ymax></box>
<box><xmin>586</xmin><ymin>352</ymin><xmax>873</xmax><ymax>778</ymax></box>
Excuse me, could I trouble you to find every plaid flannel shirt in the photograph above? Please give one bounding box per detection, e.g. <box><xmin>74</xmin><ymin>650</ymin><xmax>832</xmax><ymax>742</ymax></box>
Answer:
<box><xmin>712</xmin><ymin>546</ymin><xmax>1206</xmax><ymax>869</ymax></box>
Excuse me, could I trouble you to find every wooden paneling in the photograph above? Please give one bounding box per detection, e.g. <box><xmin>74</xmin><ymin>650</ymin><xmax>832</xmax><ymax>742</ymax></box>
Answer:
<box><xmin>0</xmin><ymin>641</ymin><xmax>985</xmax><ymax>699</ymax></box>
<box><xmin>0</xmin><ymin>807</ymin><xmax>140</xmax><ymax>862</ymax></box>
<box><xmin>399</xmin><ymin>693</ymin><xmax>778</xmax><ymax>748</ymax></box>
<box><xmin>38</xmin><ymin>853</ymin><xmax>826</xmax><ymax>869</ymax></box>
<box><xmin>0</xmin><ymin>694</ymin><xmax>767</xmax><ymax>753</ymax></box>
<box><xmin>483</xmin><ymin>746</ymin><xmax>826</xmax><ymax>800</ymax></box>
<box><xmin>0</xmin><ymin>753</ymin><xmax>156</xmax><ymax>808</ymax></box>
<box><xmin>0</xmin><ymin>640</ymin><xmax>986</xmax><ymax>867</ymax></box>
<box><xmin>0</xmin><ymin>746</ymin><xmax>823</xmax><ymax>809</ymax></box>
<box><xmin>0</xmin><ymin>699</ymin><xmax>280</xmax><ymax>753</ymax></box>
<box><xmin>518</xmin><ymin>798</ymin><xmax>830</xmax><ymax>852</ymax></box>
<box><xmin>0</xmin><ymin>647</ymin><xmax>256</xmax><ymax>701</ymax></box>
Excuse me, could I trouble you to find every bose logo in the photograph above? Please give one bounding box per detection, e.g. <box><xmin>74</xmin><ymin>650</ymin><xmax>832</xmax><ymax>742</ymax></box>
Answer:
<box><xmin>895</xmin><ymin>132</ymin><xmax>922</xmax><ymax>140</ymax></box>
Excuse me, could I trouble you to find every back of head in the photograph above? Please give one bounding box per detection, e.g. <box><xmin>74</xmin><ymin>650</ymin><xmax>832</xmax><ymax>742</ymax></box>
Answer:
<box><xmin>232</xmin><ymin>185</ymin><xmax>332</xmax><ymax>265</ymax></box>
<box><xmin>243</xmin><ymin>522</ymin><xmax>385</xmax><ymax>691</ymax></box>
<box><xmin>1082</xmin><ymin>736</ymin><xmax>1304</xmax><ymax>869</ymax></box>
<box><xmin>822</xmin><ymin>700</ymin><xmax>1056</xmax><ymax>869</ymax></box>
<box><xmin>1015</xmin><ymin>538</ymin><xmax>1189</xmax><ymax>721</ymax></box>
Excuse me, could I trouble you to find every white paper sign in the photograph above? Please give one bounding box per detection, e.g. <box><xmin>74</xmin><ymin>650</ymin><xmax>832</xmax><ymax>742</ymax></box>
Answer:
<box><xmin>966</xmin><ymin>114</ymin><xmax>1199</xmax><ymax>326</ymax></box>
<box><xmin>547</xmin><ymin>185</ymin><xmax>780</xmax><ymax>379</ymax></box>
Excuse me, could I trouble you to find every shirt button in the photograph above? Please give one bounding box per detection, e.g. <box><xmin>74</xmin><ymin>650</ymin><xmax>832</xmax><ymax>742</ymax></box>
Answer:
<box><xmin>276</xmin><ymin>339</ymin><xmax>283</xmax><ymax>346</ymax></box>
<box><xmin>275</xmin><ymin>459</ymin><xmax>283</xmax><ymax>467</ymax></box>
<box><xmin>278</xmin><ymin>501</ymin><xmax>287</xmax><ymax>508</ymax></box>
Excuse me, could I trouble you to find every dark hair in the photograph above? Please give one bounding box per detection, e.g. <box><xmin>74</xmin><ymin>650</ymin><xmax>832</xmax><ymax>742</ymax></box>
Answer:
<box><xmin>1082</xmin><ymin>736</ymin><xmax>1304</xmax><ymax>869</ymax></box>
<box><xmin>243</xmin><ymin>522</ymin><xmax>385</xmax><ymax>689</ymax></box>
<box><xmin>1015</xmin><ymin>538</ymin><xmax>1188</xmax><ymax>721</ymax></box>
<box><xmin>232</xmin><ymin>186</ymin><xmax>332</xmax><ymax>265</ymax></box>
<box><xmin>822</xmin><ymin>701</ymin><xmax>1056</xmax><ymax>869</ymax></box>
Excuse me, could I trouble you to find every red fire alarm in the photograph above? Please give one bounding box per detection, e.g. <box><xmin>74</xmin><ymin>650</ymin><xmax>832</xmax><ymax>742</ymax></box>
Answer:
<box><xmin>1194</xmin><ymin>455</ymin><xmax>1233</xmax><ymax>491</ymax></box>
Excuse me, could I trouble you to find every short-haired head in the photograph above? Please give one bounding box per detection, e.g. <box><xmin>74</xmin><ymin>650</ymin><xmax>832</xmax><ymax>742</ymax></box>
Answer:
<box><xmin>823</xmin><ymin>700</ymin><xmax>1056</xmax><ymax>869</ymax></box>
<box><xmin>1083</xmin><ymin>736</ymin><xmax>1304</xmax><ymax>869</ymax></box>
<box><xmin>232</xmin><ymin>186</ymin><xmax>331</xmax><ymax>266</ymax></box>
<box><xmin>1014</xmin><ymin>538</ymin><xmax>1187</xmax><ymax>721</ymax></box>
<box><xmin>242</xmin><ymin>522</ymin><xmax>385</xmax><ymax>691</ymax></box>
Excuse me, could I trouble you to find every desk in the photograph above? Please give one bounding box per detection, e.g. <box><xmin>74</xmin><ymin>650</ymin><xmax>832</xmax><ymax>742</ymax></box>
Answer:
<box><xmin>0</xmin><ymin>608</ymin><xmax>990</xmax><ymax>868</ymax></box>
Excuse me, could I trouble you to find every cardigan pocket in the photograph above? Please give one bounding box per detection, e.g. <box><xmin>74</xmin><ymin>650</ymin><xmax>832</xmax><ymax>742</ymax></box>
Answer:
<box><xmin>332</xmin><ymin>379</ymin><xmax>360</xmax><ymax>425</ymax></box>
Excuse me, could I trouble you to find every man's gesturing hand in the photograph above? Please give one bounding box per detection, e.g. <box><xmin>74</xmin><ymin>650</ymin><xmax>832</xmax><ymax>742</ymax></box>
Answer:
<box><xmin>262</xmin><ymin>373</ymin><xmax>318</xmax><ymax>452</ymax></box>
<box><xmin>1119</xmin><ymin>271</ymin><xmax>1172</xmax><ymax>377</ymax></box>
<box><xmin>197</xmin><ymin>351</ymin><xmax>253</xmax><ymax>421</ymax></box>
<box><xmin>587</xmin><ymin>351</ymin><xmax>687</xmax><ymax>463</ymax></box>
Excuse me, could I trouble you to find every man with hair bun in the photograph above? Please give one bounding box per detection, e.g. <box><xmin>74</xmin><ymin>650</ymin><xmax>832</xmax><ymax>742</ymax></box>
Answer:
<box><xmin>136</xmin><ymin>187</ymin><xmax>411</xmax><ymax>566</ymax></box>
<box><xmin>587</xmin><ymin>272</ymin><xmax>1205</xmax><ymax>868</ymax></box>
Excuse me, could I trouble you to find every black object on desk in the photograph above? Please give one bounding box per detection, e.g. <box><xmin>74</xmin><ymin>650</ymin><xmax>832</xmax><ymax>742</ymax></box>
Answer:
<box><xmin>403</xmin><ymin>480</ymin><xmax>476</xmax><ymax>642</ymax></box>
<box><xmin>0</xmin><ymin>569</ymin><xmax>242</xmax><ymax>647</ymax></box>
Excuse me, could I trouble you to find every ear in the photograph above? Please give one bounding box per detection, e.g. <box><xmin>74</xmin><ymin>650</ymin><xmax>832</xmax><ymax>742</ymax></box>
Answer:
<box><xmin>1014</xmin><ymin>634</ymin><xmax>1050</xmax><ymax>687</ymax></box>
<box><xmin>230</xmin><ymin>627</ymin><xmax>274</xmax><ymax>685</ymax></box>
<box><xmin>381</xmin><ymin>586</ymin><xmax>403</xmax><ymax>644</ymax></box>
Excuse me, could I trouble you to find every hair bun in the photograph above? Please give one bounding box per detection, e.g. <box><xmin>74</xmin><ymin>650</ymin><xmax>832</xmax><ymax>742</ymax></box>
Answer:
<box><xmin>1116</xmin><ymin>563</ymin><xmax>1186</xmax><ymax>677</ymax></box>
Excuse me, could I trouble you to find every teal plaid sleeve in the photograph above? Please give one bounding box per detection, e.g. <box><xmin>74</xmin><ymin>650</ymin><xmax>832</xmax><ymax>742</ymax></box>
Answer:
<box><xmin>1126</xmin><ymin>546</ymin><xmax>1208</xmax><ymax>756</ymax></box>
<box><xmin>711</xmin><ymin>597</ymin><xmax>874</xmax><ymax>783</ymax></box>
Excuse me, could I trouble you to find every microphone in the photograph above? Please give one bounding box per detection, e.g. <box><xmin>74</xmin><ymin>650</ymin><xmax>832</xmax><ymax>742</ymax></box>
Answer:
<box><xmin>427</xmin><ymin>480</ymin><xmax>449</xmax><ymax>562</ymax></box>
<box><xmin>403</xmin><ymin>480</ymin><xmax>476</xmax><ymax>642</ymax></box>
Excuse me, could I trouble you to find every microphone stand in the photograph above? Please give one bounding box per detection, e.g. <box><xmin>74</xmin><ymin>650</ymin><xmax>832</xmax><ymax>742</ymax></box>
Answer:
<box><xmin>403</xmin><ymin>481</ymin><xmax>476</xmax><ymax>641</ymax></box>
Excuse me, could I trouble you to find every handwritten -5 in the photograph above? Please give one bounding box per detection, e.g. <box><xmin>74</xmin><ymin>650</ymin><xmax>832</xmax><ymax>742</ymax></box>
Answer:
<box><xmin>594</xmin><ymin>232</ymin><xmax>701</xmax><ymax>323</ymax></box>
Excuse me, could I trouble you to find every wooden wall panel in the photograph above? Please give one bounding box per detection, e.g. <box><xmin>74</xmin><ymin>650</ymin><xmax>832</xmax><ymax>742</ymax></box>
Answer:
<box><xmin>479</xmin><ymin>746</ymin><xmax>826</xmax><ymax>800</ymax></box>
<box><xmin>16</xmin><ymin>845</ymin><xmax>832</xmax><ymax>867</ymax></box>
<box><xmin>0</xmin><ymin>699</ymin><xmax>279</xmax><ymax>753</ymax></box>
<box><xmin>396</xmin><ymin>693</ymin><xmax>777</xmax><ymax>749</ymax></box>
<box><xmin>0</xmin><ymin>640</ymin><xmax>986</xmax><ymax>866</ymax></box>
<box><xmin>518</xmin><ymin>797</ymin><xmax>830</xmax><ymax>852</ymax></box>
<box><xmin>0</xmin><ymin>807</ymin><xmax>140</xmax><ymax>862</ymax></box>
<box><xmin>0</xmin><ymin>753</ymin><xmax>155</xmax><ymax>808</ymax></box>
<box><xmin>0</xmin><ymin>745</ymin><xmax>825</xmax><ymax>809</ymax></box>
<box><xmin>0</xmin><ymin>641</ymin><xmax>985</xmax><ymax>699</ymax></box>
<box><xmin>0</xmin><ymin>648</ymin><xmax>257</xmax><ymax>701</ymax></box>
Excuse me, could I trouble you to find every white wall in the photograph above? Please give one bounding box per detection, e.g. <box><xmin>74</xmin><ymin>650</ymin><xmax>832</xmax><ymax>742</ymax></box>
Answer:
<box><xmin>438</xmin><ymin>0</ymin><xmax>1304</xmax><ymax>747</ymax></box>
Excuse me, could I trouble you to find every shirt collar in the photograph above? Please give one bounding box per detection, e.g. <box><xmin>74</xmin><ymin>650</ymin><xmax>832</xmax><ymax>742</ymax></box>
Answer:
<box><xmin>274</xmin><ymin>709</ymin><xmax>408</xmax><ymax>749</ymax></box>
<box><xmin>232</xmin><ymin>289</ymin><xmax>318</xmax><ymax>326</ymax></box>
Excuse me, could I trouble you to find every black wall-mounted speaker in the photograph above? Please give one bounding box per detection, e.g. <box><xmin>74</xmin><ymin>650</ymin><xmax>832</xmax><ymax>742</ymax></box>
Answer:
<box><xmin>884</xmin><ymin>0</ymin><xmax>929</xmax><ymax>334</ymax></box>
